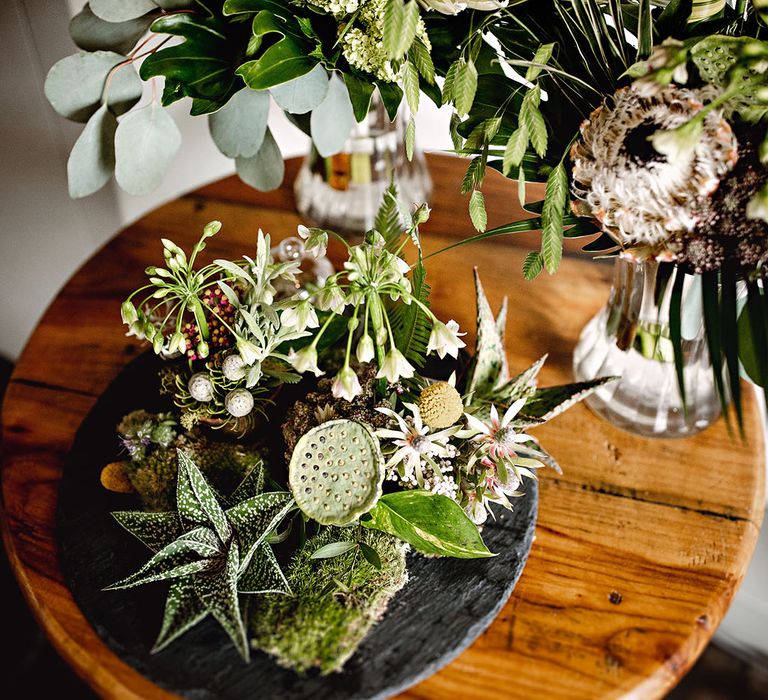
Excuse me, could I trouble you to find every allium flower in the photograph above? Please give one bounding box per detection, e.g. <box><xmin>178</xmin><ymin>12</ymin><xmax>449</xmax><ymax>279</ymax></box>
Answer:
<box><xmin>332</xmin><ymin>366</ymin><xmax>363</xmax><ymax>401</ymax></box>
<box><xmin>287</xmin><ymin>345</ymin><xmax>324</xmax><ymax>377</ymax></box>
<box><xmin>297</xmin><ymin>224</ymin><xmax>328</xmax><ymax>259</ymax></box>
<box><xmin>570</xmin><ymin>84</ymin><xmax>738</xmax><ymax>248</ymax></box>
<box><xmin>315</xmin><ymin>282</ymin><xmax>346</xmax><ymax>314</ymax></box>
<box><xmin>281</xmin><ymin>300</ymin><xmax>319</xmax><ymax>333</ymax></box>
<box><xmin>376</xmin><ymin>348</ymin><xmax>415</xmax><ymax>383</ymax></box>
<box><xmin>356</xmin><ymin>334</ymin><xmax>375</xmax><ymax>364</ymax></box>
<box><xmin>375</xmin><ymin>403</ymin><xmax>459</xmax><ymax>482</ymax></box>
<box><xmin>426</xmin><ymin>319</ymin><xmax>466</xmax><ymax>359</ymax></box>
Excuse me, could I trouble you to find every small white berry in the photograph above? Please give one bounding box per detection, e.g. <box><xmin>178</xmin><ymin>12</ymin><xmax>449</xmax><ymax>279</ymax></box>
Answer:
<box><xmin>222</xmin><ymin>353</ymin><xmax>246</xmax><ymax>381</ymax></box>
<box><xmin>188</xmin><ymin>373</ymin><xmax>214</xmax><ymax>402</ymax></box>
<box><xmin>225</xmin><ymin>389</ymin><xmax>254</xmax><ymax>417</ymax></box>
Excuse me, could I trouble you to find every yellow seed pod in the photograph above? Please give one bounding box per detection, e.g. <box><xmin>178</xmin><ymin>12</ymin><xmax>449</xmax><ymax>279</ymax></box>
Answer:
<box><xmin>418</xmin><ymin>381</ymin><xmax>464</xmax><ymax>429</ymax></box>
<box><xmin>100</xmin><ymin>461</ymin><xmax>135</xmax><ymax>494</ymax></box>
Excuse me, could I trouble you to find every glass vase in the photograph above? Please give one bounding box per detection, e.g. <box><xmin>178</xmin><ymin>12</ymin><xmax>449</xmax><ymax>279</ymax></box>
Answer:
<box><xmin>293</xmin><ymin>97</ymin><xmax>432</xmax><ymax>237</ymax></box>
<box><xmin>572</xmin><ymin>257</ymin><xmax>722</xmax><ymax>438</ymax></box>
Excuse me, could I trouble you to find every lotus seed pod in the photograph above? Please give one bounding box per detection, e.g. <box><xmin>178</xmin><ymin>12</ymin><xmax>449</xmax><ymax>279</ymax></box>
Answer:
<box><xmin>188</xmin><ymin>372</ymin><xmax>214</xmax><ymax>402</ymax></box>
<box><xmin>418</xmin><ymin>381</ymin><xmax>464</xmax><ymax>429</ymax></box>
<box><xmin>288</xmin><ymin>419</ymin><xmax>385</xmax><ymax>526</ymax></box>
<box><xmin>222</xmin><ymin>353</ymin><xmax>246</xmax><ymax>381</ymax></box>
<box><xmin>225</xmin><ymin>388</ymin><xmax>254</xmax><ymax>417</ymax></box>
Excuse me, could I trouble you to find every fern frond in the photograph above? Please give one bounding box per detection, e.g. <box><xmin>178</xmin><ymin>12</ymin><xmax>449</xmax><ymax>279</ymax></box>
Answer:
<box><xmin>391</xmin><ymin>258</ymin><xmax>431</xmax><ymax>367</ymax></box>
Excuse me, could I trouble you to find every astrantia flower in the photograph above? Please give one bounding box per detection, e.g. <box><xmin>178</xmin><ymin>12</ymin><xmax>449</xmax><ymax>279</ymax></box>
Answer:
<box><xmin>570</xmin><ymin>84</ymin><xmax>738</xmax><ymax>248</ymax></box>
<box><xmin>465</xmin><ymin>401</ymin><xmax>532</xmax><ymax>461</ymax></box>
<box><xmin>375</xmin><ymin>403</ymin><xmax>459</xmax><ymax>483</ymax></box>
<box><xmin>376</xmin><ymin>348</ymin><xmax>415</xmax><ymax>383</ymax></box>
<box><xmin>287</xmin><ymin>345</ymin><xmax>323</xmax><ymax>376</ymax></box>
<box><xmin>332</xmin><ymin>366</ymin><xmax>363</xmax><ymax>401</ymax></box>
<box><xmin>427</xmin><ymin>319</ymin><xmax>466</xmax><ymax>359</ymax></box>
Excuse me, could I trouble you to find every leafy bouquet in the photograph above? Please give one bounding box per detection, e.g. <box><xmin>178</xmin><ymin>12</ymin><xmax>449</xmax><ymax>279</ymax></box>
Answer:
<box><xmin>101</xmin><ymin>189</ymin><xmax>608</xmax><ymax>670</ymax></box>
<box><xmin>434</xmin><ymin>0</ymin><xmax>768</xmax><ymax>427</ymax></box>
<box><xmin>47</xmin><ymin>0</ymin><xmax>510</xmax><ymax>198</ymax></box>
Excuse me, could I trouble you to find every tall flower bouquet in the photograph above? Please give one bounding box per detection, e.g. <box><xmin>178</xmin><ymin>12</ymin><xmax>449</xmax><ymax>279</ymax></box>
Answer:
<box><xmin>435</xmin><ymin>0</ymin><xmax>768</xmax><ymax>430</ymax></box>
<box><xmin>46</xmin><ymin>0</ymin><xmax>509</xmax><ymax>198</ymax></box>
<box><xmin>101</xmin><ymin>188</ymin><xmax>609</xmax><ymax>669</ymax></box>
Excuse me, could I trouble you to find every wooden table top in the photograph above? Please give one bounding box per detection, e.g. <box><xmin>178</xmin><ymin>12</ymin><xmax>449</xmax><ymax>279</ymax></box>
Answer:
<box><xmin>1</xmin><ymin>154</ymin><xmax>765</xmax><ymax>700</ymax></box>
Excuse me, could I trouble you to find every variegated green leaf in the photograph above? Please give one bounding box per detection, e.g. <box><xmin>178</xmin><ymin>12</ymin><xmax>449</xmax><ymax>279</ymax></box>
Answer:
<box><xmin>487</xmin><ymin>355</ymin><xmax>547</xmax><ymax>404</ymax></box>
<box><xmin>152</xmin><ymin>578</ymin><xmax>208</xmax><ymax>653</ymax></box>
<box><xmin>176</xmin><ymin>449</ymin><xmax>231</xmax><ymax>542</ymax></box>
<box><xmin>112</xmin><ymin>510</ymin><xmax>182</xmax><ymax>552</ymax></box>
<box><xmin>522</xmin><ymin>377</ymin><xmax>616</xmax><ymax>422</ymax></box>
<box><xmin>238</xmin><ymin>544</ymin><xmax>291</xmax><ymax>594</ymax></box>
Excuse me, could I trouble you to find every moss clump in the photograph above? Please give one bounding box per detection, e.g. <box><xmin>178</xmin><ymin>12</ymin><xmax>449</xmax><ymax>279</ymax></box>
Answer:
<box><xmin>117</xmin><ymin>411</ymin><xmax>263</xmax><ymax>510</ymax></box>
<box><xmin>249</xmin><ymin>528</ymin><xmax>408</xmax><ymax>674</ymax></box>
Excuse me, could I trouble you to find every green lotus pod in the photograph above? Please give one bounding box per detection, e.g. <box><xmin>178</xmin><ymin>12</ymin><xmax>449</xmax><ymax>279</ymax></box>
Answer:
<box><xmin>288</xmin><ymin>420</ymin><xmax>385</xmax><ymax>526</ymax></box>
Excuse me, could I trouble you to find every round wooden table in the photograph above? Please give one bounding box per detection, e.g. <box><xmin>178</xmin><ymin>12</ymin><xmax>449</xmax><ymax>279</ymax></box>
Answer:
<box><xmin>2</xmin><ymin>155</ymin><xmax>765</xmax><ymax>700</ymax></box>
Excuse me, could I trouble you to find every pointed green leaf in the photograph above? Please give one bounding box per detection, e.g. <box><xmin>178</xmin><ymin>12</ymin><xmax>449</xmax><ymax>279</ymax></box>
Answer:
<box><xmin>152</xmin><ymin>579</ymin><xmax>208</xmax><ymax>653</ymax></box>
<box><xmin>402</xmin><ymin>60</ymin><xmax>420</xmax><ymax>114</ymax></box>
<box><xmin>238</xmin><ymin>544</ymin><xmax>291</xmax><ymax>594</ymax></box>
<box><xmin>45</xmin><ymin>51</ymin><xmax>142</xmax><ymax>123</ymax></box>
<box><xmin>721</xmin><ymin>266</ymin><xmax>743</xmax><ymax>432</ymax></box>
<box><xmin>344</xmin><ymin>72</ymin><xmax>376</xmax><ymax>122</ymax></box>
<box><xmin>525</xmin><ymin>43</ymin><xmax>555</xmax><ymax>82</ymax></box>
<box><xmin>522</xmin><ymin>377</ymin><xmax>616</xmax><ymax>421</ymax></box>
<box><xmin>409</xmin><ymin>38</ymin><xmax>435</xmax><ymax>84</ymax></box>
<box><xmin>114</xmin><ymin>102</ymin><xmax>181</xmax><ymax>196</ymax></box>
<box><xmin>235</xmin><ymin>128</ymin><xmax>285</xmax><ymax>191</ymax></box>
<box><xmin>487</xmin><ymin>355</ymin><xmax>547</xmax><ymax>404</ymax></box>
<box><xmin>454</xmin><ymin>58</ymin><xmax>478</xmax><ymax>117</ymax></box>
<box><xmin>503</xmin><ymin>127</ymin><xmax>528</xmax><ymax>177</ymax></box>
<box><xmin>466</xmin><ymin>270</ymin><xmax>508</xmax><ymax>399</ymax></box>
<box><xmin>469</xmin><ymin>190</ymin><xmax>487</xmax><ymax>233</ymax></box>
<box><xmin>223</xmin><ymin>462</ymin><xmax>266</xmax><ymax>508</ymax></box>
<box><xmin>362</xmin><ymin>491</ymin><xmax>494</xmax><ymax>559</ymax></box>
<box><xmin>520</xmin><ymin>87</ymin><xmax>547</xmax><ymax>158</ymax></box>
<box><xmin>359</xmin><ymin>541</ymin><xmax>382</xmax><ymax>569</ymax></box>
<box><xmin>522</xmin><ymin>250</ymin><xmax>544</xmax><ymax>280</ymax></box>
<box><xmin>209</xmin><ymin>88</ymin><xmax>269</xmax><ymax>158</ymax></box>
<box><xmin>541</xmin><ymin>162</ymin><xmax>568</xmax><ymax>274</ymax></box>
<box><xmin>310</xmin><ymin>541</ymin><xmax>357</xmax><ymax>559</ymax></box>
<box><xmin>405</xmin><ymin>116</ymin><xmax>416</xmax><ymax>161</ymax></box>
<box><xmin>67</xmin><ymin>104</ymin><xmax>117</xmax><ymax>198</ymax></box>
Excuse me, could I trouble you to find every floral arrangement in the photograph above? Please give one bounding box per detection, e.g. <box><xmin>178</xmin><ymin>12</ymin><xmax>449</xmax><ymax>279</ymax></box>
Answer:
<box><xmin>46</xmin><ymin>0</ymin><xmax>511</xmax><ymax>198</ymax></box>
<box><xmin>436</xmin><ymin>0</ymin><xmax>768</xmax><ymax>427</ymax></box>
<box><xmin>102</xmin><ymin>189</ymin><xmax>609</xmax><ymax>670</ymax></box>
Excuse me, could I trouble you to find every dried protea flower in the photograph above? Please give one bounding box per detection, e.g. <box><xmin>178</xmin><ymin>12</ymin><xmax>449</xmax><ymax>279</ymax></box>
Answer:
<box><xmin>673</xmin><ymin>127</ymin><xmax>768</xmax><ymax>274</ymax></box>
<box><xmin>570</xmin><ymin>85</ymin><xmax>738</xmax><ymax>248</ymax></box>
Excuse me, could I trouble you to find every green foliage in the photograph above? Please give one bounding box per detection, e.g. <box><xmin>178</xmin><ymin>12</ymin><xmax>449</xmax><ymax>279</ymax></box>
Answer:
<box><xmin>391</xmin><ymin>255</ymin><xmax>432</xmax><ymax>367</ymax></box>
<box><xmin>235</xmin><ymin>128</ymin><xmax>285</xmax><ymax>191</ymax></box>
<box><xmin>249</xmin><ymin>527</ymin><xmax>408</xmax><ymax>674</ymax></box>
<box><xmin>376</xmin><ymin>182</ymin><xmax>403</xmax><ymax>252</ymax></box>
<box><xmin>67</xmin><ymin>104</ymin><xmax>118</xmax><ymax>198</ymax></box>
<box><xmin>69</xmin><ymin>3</ymin><xmax>156</xmax><ymax>54</ymax></box>
<box><xmin>288</xmin><ymin>420</ymin><xmax>385</xmax><ymax>526</ymax></box>
<box><xmin>310</xmin><ymin>74</ymin><xmax>357</xmax><ymax>158</ymax></box>
<box><xmin>107</xmin><ymin>450</ymin><xmax>294</xmax><ymax>660</ymax></box>
<box><xmin>383</xmin><ymin>0</ymin><xmax>420</xmax><ymax>61</ymax></box>
<box><xmin>362</xmin><ymin>491</ymin><xmax>495</xmax><ymax>559</ymax></box>
<box><xmin>208</xmin><ymin>88</ymin><xmax>270</xmax><ymax>158</ymax></box>
<box><xmin>540</xmin><ymin>163</ymin><xmax>568</xmax><ymax>274</ymax></box>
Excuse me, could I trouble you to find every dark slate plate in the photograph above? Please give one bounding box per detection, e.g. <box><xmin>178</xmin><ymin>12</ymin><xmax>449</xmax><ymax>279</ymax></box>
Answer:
<box><xmin>58</xmin><ymin>352</ymin><xmax>537</xmax><ymax>700</ymax></box>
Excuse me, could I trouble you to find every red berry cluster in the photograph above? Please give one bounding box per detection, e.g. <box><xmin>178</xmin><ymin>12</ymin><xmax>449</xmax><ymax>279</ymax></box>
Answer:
<box><xmin>182</xmin><ymin>287</ymin><xmax>237</xmax><ymax>360</ymax></box>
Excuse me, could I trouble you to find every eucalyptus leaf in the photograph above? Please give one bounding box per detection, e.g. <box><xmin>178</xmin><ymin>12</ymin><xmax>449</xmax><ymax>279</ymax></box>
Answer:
<box><xmin>209</xmin><ymin>88</ymin><xmax>269</xmax><ymax>158</ymax></box>
<box><xmin>235</xmin><ymin>128</ymin><xmax>285</xmax><ymax>191</ymax></box>
<box><xmin>45</xmin><ymin>51</ymin><xmax>142</xmax><ymax>123</ymax></box>
<box><xmin>114</xmin><ymin>102</ymin><xmax>182</xmax><ymax>195</ymax></box>
<box><xmin>67</xmin><ymin>104</ymin><xmax>117</xmax><ymax>198</ymax></box>
<box><xmin>362</xmin><ymin>491</ymin><xmax>494</xmax><ymax>559</ymax></box>
<box><xmin>310</xmin><ymin>73</ymin><xmax>356</xmax><ymax>158</ymax></box>
<box><xmin>270</xmin><ymin>64</ymin><xmax>329</xmax><ymax>114</ymax></box>
<box><xmin>90</xmin><ymin>0</ymin><xmax>157</xmax><ymax>22</ymax></box>
<box><xmin>69</xmin><ymin>3</ymin><xmax>154</xmax><ymax>54</ymax></box>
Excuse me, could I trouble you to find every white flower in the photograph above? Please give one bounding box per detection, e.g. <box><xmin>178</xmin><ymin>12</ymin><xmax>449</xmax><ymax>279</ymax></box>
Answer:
<box><xmin>356</xmin><ymin>334</ymin><xmax>375</xmax><ymax>363</ymax></box>
<box><xmin>225</xmin><ymin>388</ymin><xmax>254</xmax><ymax>417</ymax></box>
<box><xmin>650</xmin><ymin>120</ymin><xmax>703</xmax><ymax>165</ymax></box>
<box><xmin>427</xmin><ymin>319</ymin><xmax>466</xmax><ymax>359</ymax></box>
<box><xmin>417</xmin><ymin>0</ymin><xmax>467</xmax><ymax>14</ymax></box>
<box><xmin>465</xmin><ymin>492</ymin><xmax>488</xmax><ymax>525</ymax></box>
<box><xmin>297</xmin><ymin>224</ymin><xmax>328</xmax><ymax>259</ymax></box>
<box><xmin>465</xmin><ymin>0</ymin><xmax>508</xmax><ymax>10</ymax></box>
<box><xmin>236</xmin><ymin>336</ymin><xmax>261</xmax><ymax>366</ymax></box>
<box><xmin>221</xmin><ymin>353</ymin><xmax>246</xmax><ymax>381</ymax></box>
<box><xmin>465</xmin><ymin>401</ymin><xmax>531</xmax><ymax>459</ymax></box>
<box><xmin>332</xmin><ymin>366</ymin><xmax>363</xmax><ymax>401</ymax></box>
<box><xmin>121</xmin><ymin>300</ymin><xmax>138</xmax><ymax>325</ymax></box>
<box><xmin>287</xmin><ymin>345</ymin><xmax>324</xmax><ymax>377</ymax></box>
<box><xmin>376</xmin><ymin>348</ymin><xmax>415</xmax><ymax>383</ymax></box>
<box><xmin>188</xmin><ymin>372</ymin><xmax>214</xmax><ymax>402</ymax></box>
<box><xmin>375</xmin><ymin>403</ymin><xmax>459</xmax><ymax>482</ymax></box>
<box><xmin>315</xmin><ymin>282</ymin><xmax>347</xmax><ymax>314</ymax></box>
<box><xmin>170</xmin><ymin>331</ymin><xmax>187</xmax><ymax>355</ymax></box>
<box><xmin>281</xmin><ymin>300</ymin><xmax>319</xmax><ymax>333</ymax></box>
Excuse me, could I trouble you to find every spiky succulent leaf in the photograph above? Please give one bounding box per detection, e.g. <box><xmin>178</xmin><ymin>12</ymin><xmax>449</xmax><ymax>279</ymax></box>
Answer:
<box><xmin>465</xmin><ymin>270</ymin><xmax>509</xmax><ymax>401</ymax></box>
<box><xmin>221</xmin><ymin>461</ymin><xmax>266</xmax><ymax>508</ymax></box>
<box><xmin>112</xmin><ymin>510</ymin><xmax>182</xmax><ymax>552</ymax></box>
<box><xmin>522</xmin><ymin>377</ymin><xmax>617</xmax><ymax>422</ymax></box>
<box><xmin>176</xmin><ymin>449</ymin><xmax>231</xmax><ymax>542</ymax></box>
<box><xmin>238</xmin><ymin>544</ymin><xmax>292</xmax><ymax>594</ymax></box>
<box><xmin>152</xmin><ymin>579</ymin><xmax>208</xmax><ymax>653</ymax></box>
<box><xmin>485</xmin><ymin>355</ymin><xmax>547</xmax><ymax>405</ymax></box>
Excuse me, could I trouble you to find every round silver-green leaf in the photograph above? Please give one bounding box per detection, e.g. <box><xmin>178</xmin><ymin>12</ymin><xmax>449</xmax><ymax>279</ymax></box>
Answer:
<box><xmin>310</xmin><ymin>73</ymin><xmax>356</xmax><ymax>158</ymax></box>
<box><xmin>270</xmin><ymin>64</ymin><xmax>330</xmax><ymax>115</ymax></box>
<box><xmin>69</xmin><ymin>3</ymin><xmax>154</xmax><ymax>54</ymax></box>
<box><xmin>235</xmin><ymin>128</ymin><xmax>284</xmax><ymax>192</ymax></box>
<box><xmin>90</xmin><ymin>0</ymin><xmax>158</xmax><ymax>22</ymax></box>
<box><xmin>115</xmin><ymin>102</ymin><xmax>181</xmax><ymax>195</ymax></box>
<box><xmin>44</xmin><ymin>51</ymin><xmax>142</xmax><ymax>123</ymax></box>
<box><xmin>209</xmin><ymin>88</ymin><xmax>269</xmax><ymax>158</ymax></box>
<box><xmin>67</xmin><ymin>104</ymin><xmax>118</xmax><ymax>198</ymax></box>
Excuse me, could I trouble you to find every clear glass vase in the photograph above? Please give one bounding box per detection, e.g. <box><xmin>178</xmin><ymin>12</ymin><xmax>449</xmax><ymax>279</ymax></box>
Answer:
<box><xmin>573</xmin><ymin>257</ymin><xmax>722</xmax><ymax>438</ymax></box>
<box><xmin>293</xmin><ymin>97</ymin><xmax>432</xmax><ymax>237</ymax></box>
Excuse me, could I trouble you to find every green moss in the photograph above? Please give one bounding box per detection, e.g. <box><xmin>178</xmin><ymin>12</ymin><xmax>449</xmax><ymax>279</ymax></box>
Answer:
<box><xmin>249</xmin><ymin>528</ymin><xmax>408</xmax><ymax>674</ymax></box>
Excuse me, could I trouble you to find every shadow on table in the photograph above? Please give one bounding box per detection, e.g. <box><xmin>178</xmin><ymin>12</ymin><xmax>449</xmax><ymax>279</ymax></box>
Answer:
<box><xmin>0</xmin><ymin>355</ymin><xmax>765</xmax><ymax>700</ymax></box>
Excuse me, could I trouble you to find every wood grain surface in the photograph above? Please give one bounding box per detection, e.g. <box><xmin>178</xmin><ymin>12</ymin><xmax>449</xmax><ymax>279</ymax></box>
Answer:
<box><xmin>1</xmin><ymin>154</ymin><xmax>765</xmax><ymax>700</ymax></box>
